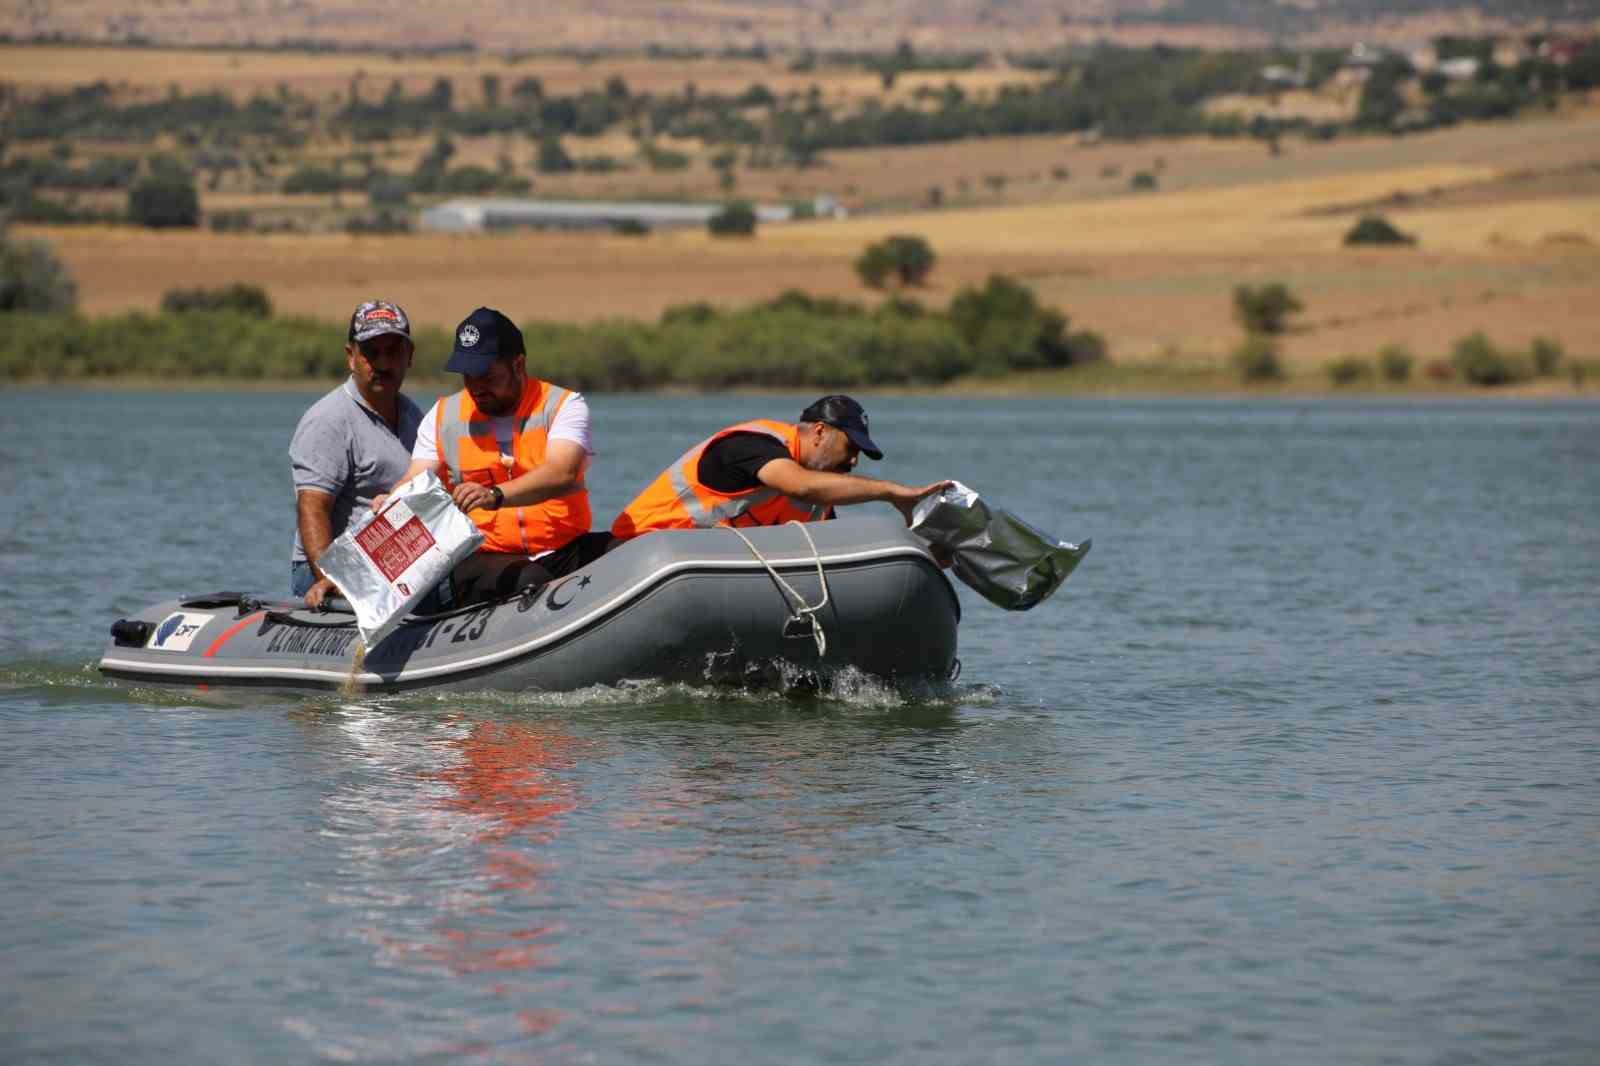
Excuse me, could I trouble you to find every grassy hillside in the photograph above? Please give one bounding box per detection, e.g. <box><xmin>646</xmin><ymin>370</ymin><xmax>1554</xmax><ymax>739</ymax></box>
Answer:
<box><xmin>17</xmin><ymin>109</ymin><xmax>1600</xmax><ymax>372</ymax></box>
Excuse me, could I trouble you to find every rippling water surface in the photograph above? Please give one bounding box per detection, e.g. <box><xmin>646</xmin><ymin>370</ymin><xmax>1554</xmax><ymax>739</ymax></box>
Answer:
<box><xmin>2</xmin><ymin>390</ymin><xmax>1597</xmax><ymax>1064</ymax></box>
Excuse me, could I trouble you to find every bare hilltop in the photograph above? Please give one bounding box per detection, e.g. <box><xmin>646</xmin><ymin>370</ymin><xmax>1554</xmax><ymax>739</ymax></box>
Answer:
<box><xmin>5</xmin><ymin>0</ymin><xmax>1599</xmax><ymax>53</ymax></box>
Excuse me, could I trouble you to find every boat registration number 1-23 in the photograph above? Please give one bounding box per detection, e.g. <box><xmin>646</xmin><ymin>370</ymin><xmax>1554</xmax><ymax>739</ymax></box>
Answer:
<box><xmin>419</xmin><ymin>606</ymin><xmax>495</xmax><ymax>648</ymax></box>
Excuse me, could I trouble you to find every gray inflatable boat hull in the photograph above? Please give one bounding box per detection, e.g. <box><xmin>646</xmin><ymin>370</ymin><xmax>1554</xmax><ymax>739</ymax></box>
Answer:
<box><xmin>98</xmin><ymin>514</ymin><xmax>960</xmax><ymax>694</ymax></box>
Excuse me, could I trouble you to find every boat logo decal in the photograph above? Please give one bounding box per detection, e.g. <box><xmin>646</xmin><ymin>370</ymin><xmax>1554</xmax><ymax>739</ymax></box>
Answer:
<box><xmin>149</xmin><ymin>612</ymin><xmax>215</xmax><ymax>652</ymax></box>
<box><xmin>545</xmin><ymin>574</ymin><xmax>591</xmax><ymax>611</ymax></box>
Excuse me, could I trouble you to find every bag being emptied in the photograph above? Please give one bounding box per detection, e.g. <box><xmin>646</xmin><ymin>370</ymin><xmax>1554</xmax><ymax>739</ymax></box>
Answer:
<box><xmin>317</xmin><ymin>470</ymin><xmax>484</xmax><ymax>649</ymax></box>
<box><xmin>910</xmin><ymin>481</ymin><xmax>1090</xmax><ymax>611</ymax></box>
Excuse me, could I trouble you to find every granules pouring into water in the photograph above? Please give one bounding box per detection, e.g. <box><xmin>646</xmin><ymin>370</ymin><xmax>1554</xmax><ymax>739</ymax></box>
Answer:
<box><xmin>339</xmin><ymin>640</ymin><xmax>367</xmax><ymax>697</ymax></box>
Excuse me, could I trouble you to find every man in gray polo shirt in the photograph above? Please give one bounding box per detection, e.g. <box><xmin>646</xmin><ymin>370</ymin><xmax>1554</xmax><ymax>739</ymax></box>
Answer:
<box><xmin>288</xmin><ymin>299</ymin><xmax>424</xmax><ymax>607</ymax></box>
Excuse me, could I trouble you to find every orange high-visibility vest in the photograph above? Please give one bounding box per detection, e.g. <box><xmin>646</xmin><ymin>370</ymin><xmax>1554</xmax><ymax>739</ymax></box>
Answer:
<box><xmin>434</xmin><ymin>378</ymin><xmax>592</xmax><ymax>554</ymax></box>
<box><xmin>611</xmin><ymin>419</ymin><xmax>828</xmax><ymax>539</ymax></box>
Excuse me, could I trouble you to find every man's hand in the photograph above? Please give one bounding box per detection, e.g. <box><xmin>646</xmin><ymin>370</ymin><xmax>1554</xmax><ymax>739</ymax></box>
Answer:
<box><xmin>370</xmin><ymin>493</ymin><xmax>389</xmax><ymax>512</ymax></box>
<box><xmin>891</xmin><ymin>481</ymin><xmax>955</xmax><ymax>525</ymax></box>
<box><xmin>304</xmin><ymin>576</ymin><xmax>337</xmax><ymax>609</ymax></box>
<box><xmin>451</xmin><ymin>481</ymin><xmax>498</xmax><ymax>513</ymax></box>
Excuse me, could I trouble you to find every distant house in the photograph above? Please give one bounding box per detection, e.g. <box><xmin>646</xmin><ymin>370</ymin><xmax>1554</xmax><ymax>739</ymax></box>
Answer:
<box><xmin>1492</xmin><ymin>38</ymin><xmax>1530</xmax><ymax>67</ymax></box>
<box><xmin>1333</xmin><ymin>43</ymin><xmax>1387</xmax><ymax>86</ymax></box>
<box><xmin>1344</xmin><ymin>42</ymin><xmax>1386</xmax><ymax>69</ymax></box>
<box><xmin>1259</xmin><ymin>56</ymin><xmax>1310</xmax><ymax>89</ymax></box>
<box><xmin>419</xmin><ymin>196</ymin><xmax>845</xmax><ymax>234</ymax></box>
<box><xmin>1540</xmin><ymin>36</ymin><xmax>1593</xmax><ymax>66</ymax></box>
<box><xmin>1438</xmin><ymin>56</ymin><xmax>1481</xmax><ymax>81</ymax></box>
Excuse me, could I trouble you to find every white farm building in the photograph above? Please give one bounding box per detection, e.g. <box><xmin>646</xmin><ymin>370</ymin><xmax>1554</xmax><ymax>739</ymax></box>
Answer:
<box><xmin>420</xmin><ymin>196</ymin><xmax>845</xmax><ymax>233</ymax></box>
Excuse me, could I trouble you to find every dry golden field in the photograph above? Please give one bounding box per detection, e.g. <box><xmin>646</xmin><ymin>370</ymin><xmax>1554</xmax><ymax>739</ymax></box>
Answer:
<box><xmin>0</xmin><ymin>43</ymin><xmax>1048</xmax><ymax>109</ymax></box>
<box><xmin>17</xmin><ymin>111</ymin><xmax>1600</xmax><ymax>371</ymax></box>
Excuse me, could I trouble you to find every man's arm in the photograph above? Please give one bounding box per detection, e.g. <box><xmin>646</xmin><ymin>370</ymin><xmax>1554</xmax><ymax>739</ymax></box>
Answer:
<box><xmin>755</xmin><ymin>459</ymin><xmax>950</xmax><ymax>524</ymax></box>
<box><xmin>369</xmin><ymin>457</ymin><xmax>440</xmax><ymax>514</ymax></box>
<box><xmin>375</xmin><ymin>404</ymin><xmax>445</xmax><ymax>507</ymax></box>
<box><xmin>296</xmin><ymin>488</ymin><xmax>338</xmax><ymax>608</ymax></box>
<box><xmin>449</xmin><ymin>440</ymin><xmax>587</xmax><ymax>513</ymax></box>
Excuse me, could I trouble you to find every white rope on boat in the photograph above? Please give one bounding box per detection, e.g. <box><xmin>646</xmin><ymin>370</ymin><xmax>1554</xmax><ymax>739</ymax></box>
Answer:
<box><xmin>725</xmin><ymin>521</ymin><xmax>831</xmax><ymax>657</ymax></box>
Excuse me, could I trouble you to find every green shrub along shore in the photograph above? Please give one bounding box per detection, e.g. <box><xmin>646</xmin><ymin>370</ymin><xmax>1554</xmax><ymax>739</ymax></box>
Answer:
<box><xmin>2</xmin><ymin>305</ymin><xmax>1592</xmax><ymax>393</ymax></box>
<box><xmin>0</xmin><ymin>281</ymin><xmax>1113</xmax><ymax>390</ymax></box>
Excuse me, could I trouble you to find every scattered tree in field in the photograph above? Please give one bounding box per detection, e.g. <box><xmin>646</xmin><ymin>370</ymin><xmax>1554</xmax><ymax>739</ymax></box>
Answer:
<box><xmin>708</xmin><ymin>201</ymin><xmax>757</xmax><ymax>237</ymax></box>
<box><xmin>0</xmin><ymin>233</ymin><xmax>77</xmax><ymax>311</ymax></box>
<box><xmin>854</xmin><ymin>235</ymin><xmax>937</xmax><ymax>289</ymax></box>
<box><xmin>1233</xmin><ymin>283</ymin><xmax>1303</xmax><ymax>335</ymax></box>
<box><xmin>1327</xmin><ymin>356</ymin><xmax>1372</xmax><ymax>385</ymax></box>
<box><xmin>1531</xmin><ymin>337</ymin><xmax>1563</xmax><ymax>377</ymax></box>
<box><xmin>1344</xmin><ymin>214</ymin><xmax>1415</xmax><ymax>246</ymax></box>
<box><xmin>161</xmin><ymin>283</ymin><xmax>273</xmax><ymax>316</ymax></box>
<box><xmin>710</xmin><ymin>148</ymin><xmax>738</xmax><ymax>193</ymax></box>
<box><xmin>948</xmin><ymin>273</ymin><xmax>1098</xmax><ymax>373</ymax></box>
<box><xmin>854</xmin><ymin>242</ymin><xmax>896</xmax><ymax>289</ymax></box>
<box><xmin>1451</xmin><ymin>332</ymin><xmax>1532</xmax><ymax>386</ymax></box>
<box><xmin>1378</xmin><ymin>344</ymin><xmax>1414</xmax><ymax>382</ymax></box>
<box><xmin>128</xmin><ymin>175</ymin><xmax>200</xmax><ymax>228</ymax></box>
<box><xmin>1232</xmin><ymin>335</ymin><xmax>1284</xmax><ymax>381</ymax></box>
<box><xmin>535</xmin><ymin>134</ymin><xmax>573</xmax><ymax>174</ymax></box>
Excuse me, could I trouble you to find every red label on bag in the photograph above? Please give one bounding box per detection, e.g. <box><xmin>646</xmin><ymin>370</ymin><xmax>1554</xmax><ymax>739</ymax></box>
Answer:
<box><xmin>355</xmin><ymin>513</ymin><xmax>437</xmax><ymax>582</ymax></box>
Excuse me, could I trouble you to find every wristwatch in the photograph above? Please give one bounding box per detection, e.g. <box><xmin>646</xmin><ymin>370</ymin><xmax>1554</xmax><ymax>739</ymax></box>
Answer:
<box><xmin>488</xmin><ymin>485</ymin><xmax>504</xmax><ymax>510</ymax></box>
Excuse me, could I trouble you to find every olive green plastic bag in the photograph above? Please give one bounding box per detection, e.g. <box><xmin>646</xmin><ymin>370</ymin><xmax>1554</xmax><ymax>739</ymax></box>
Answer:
<box><xmin>909</xmin><ymin>482</ymin><xmax>1090</xmax><ymax>611</ymax></box>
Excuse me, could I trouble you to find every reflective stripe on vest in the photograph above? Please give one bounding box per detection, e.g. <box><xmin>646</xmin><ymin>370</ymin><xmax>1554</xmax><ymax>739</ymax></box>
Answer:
<box><xmin>437</xmin><ymin>383</ymin><xmax>569</xmax><ymax>486</ymax></box>
<box><xmin>612</xmin><ymin>420</ymin><xmax>827</xmax><ymax>537</ymax></box>
<box><xmin>434</xmin><ymin>379</ymin><xmax>591</xmax><ymax>553</ymax></box>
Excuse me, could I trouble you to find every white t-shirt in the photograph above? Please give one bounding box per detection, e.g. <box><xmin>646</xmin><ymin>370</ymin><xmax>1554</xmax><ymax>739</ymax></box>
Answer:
<box><xmin>413</xmin><ymin>390</ymin><xmax>594</xmax><ymax>465</ymax></box>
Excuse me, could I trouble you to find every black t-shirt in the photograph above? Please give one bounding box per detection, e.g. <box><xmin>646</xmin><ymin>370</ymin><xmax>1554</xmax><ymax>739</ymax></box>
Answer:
<box><xmin>697</xmin><ymin>432</ymin><xmax>791</xmax><ymax>493</ymax></box>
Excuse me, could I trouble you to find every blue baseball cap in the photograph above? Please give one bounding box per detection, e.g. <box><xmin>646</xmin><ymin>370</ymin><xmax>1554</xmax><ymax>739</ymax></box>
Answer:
<box><xmin>800</xmin><ymin>394</ymin><xmax>883</xmax><ymax>460</ymax></box>
<box><xmin>445</xmin><ymin>307</ymin><xmax>525</xmax><ymax>376</ymax></box>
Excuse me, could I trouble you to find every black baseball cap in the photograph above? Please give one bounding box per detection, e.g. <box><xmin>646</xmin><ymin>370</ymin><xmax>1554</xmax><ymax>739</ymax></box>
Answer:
<box><xmin>348</xmin><ymin>299</ymin><xmax>411</xmax><ymax>344</ymax></box>
<box><xmin>445</xmin><ymin>307</ymin><xmax>525</xmax><ymax>376</ymax></box>
<box><xmin>800</xmin><ymin>394</ymin><xmax>883</xmax><ymax>460</ymax></box>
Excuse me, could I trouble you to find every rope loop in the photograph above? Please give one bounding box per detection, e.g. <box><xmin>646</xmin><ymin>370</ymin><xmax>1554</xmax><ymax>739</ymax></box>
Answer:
<box><xmin>725</xmin><ymin>521</ymin><xmax>831</xmax><ymax>657</ymax></box>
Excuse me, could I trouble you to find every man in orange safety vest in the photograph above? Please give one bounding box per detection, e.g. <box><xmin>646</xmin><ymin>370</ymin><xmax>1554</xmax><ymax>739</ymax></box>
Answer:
<box><xmin>383</xmin><ymin>307</ymin><xmax>611</xmax><ymax>602</ymax></box>
<box><xmin>611</xmin><ymin>395</ymin><xmax>950</xmax><ymax>541</ymax></box>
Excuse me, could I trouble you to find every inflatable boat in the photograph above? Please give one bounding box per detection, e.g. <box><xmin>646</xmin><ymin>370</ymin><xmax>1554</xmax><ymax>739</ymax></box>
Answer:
<box><xmin>97</xmin><ymin>514</ymin><xmax>960</xmax><ymax>694</ymax></box>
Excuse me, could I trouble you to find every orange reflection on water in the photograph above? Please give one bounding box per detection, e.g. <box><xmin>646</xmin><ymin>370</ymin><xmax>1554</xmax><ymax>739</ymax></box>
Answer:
<box><xmin>422</xmin><ymin>717</ymin><xmax>579</xmax><ymax>1036</ymax></box>
<box><xmin>434</xmin><ymin>721</ymin><xmax>576</xmax><ymax>846</ymax></box>
<box><xmin>424</xmin><ymin>925</ymin><xmax>560</xmax><ymax>974</ymax></box>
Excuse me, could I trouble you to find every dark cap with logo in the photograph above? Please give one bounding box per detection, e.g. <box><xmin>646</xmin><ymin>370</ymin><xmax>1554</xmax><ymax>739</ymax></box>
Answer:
<box><xmin>800</xmin><ymin>394</ymin><xmax>883</xmax><ymax>460</ymax></box>
<box><xmin>348</xmin><ymin>299</ymin><xmax>411</xmax><ymax>344</ymax></box>
<box><xmin>445</xmin><ymin>307</ymin><xmax>525</xmax><ymax>376</ymax></box>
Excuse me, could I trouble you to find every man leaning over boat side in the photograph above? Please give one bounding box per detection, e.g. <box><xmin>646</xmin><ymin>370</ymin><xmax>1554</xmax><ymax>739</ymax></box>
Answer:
<box><xmin>288</xmin><ymin>299</ymin><xmax>424</xmax><ymax>609</ymax></box>
<box><xmin>610</xmin><ymin>394</ymin><xmax>952</xmax><ymax>541</ymax></box>
<box><xmin>378</xmin><ymin>307</ymin><xmax>611</xmax><ymax>604</ymax></box>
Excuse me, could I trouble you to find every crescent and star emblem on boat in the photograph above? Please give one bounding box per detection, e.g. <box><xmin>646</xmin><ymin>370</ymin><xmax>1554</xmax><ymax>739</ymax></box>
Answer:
<box><xmin>545</xmin><ymin>574</ymin><xmax>591</xmax><ymax>611</ymax></box>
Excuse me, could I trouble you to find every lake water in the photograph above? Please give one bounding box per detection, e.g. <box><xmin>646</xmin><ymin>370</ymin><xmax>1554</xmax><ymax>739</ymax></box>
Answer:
<box><xmin>2</xmin><ymin>389</ymin><xmax>1597</xmax><ymax>1064</ymax></box>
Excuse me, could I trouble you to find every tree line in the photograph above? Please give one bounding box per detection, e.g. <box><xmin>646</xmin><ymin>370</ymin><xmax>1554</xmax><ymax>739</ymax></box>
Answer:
<box><xmin>8</xmin><ymin>36</ymin><xmax>1596</xmax><ymax>177</ymax></box>
<box><xmin>0</xmin><ymin>266</ymin><xmax>1104</xmax><ymax>387</ymax></box>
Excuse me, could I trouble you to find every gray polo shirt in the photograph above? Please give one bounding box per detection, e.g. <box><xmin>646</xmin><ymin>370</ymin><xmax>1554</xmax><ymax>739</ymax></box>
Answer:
<box><xmin>288</xmin><ymin>377</ymin><xmax>424</xmax><ymax>562</ymax></box>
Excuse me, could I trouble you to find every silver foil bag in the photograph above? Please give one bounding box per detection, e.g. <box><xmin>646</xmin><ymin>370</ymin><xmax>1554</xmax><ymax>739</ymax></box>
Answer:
<box><xmin>910</xmin><ymin>482</ymin><xmax>1090</xmax><ymax>611</ymax></box>
<box><xmin>318</xmin><ymin>470</ymin><xmax>484</xmax><ymax>648</ymax></box>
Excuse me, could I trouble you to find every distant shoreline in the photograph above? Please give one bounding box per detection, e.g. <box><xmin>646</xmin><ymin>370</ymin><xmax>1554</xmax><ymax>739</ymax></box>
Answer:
<box><xmin>7</xmin><ymin>371</ymin><xmax>1593</xmax><ymax>401</ymax></box>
